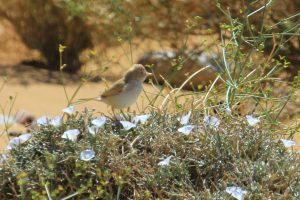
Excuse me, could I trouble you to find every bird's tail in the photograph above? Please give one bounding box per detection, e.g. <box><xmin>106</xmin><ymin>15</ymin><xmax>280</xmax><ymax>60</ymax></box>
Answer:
<box><xmin>74</xmin><ymin>96</ymin><xmax>101</xmax><ymax>105</ymax></box>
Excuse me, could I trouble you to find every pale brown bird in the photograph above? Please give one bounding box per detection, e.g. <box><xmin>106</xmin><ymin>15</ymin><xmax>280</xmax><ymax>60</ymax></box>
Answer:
<box><xmin>99</xmin><ymin>64</ymin><xmax>152</xmax><ymax>109</ymax></box>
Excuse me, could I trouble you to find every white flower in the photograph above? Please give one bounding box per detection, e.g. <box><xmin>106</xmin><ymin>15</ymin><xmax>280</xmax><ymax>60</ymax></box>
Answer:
<box><xmin>62</xmin><ymin>129</ymin><xmax>80</xmax><ymax>141</ymax></box>
<box><xmin>7</xmin><ymin>137</ymin><xmax>21</xmax><ymax>150</ymax></box>
<box><xmin>37</xmin><ymin>116</ymin><xmax>62</xmax><ymax>127</ymax></box>
<box><xmin>158</xmin><ymin>156</ymin><xmax>173</xmax><ymax>166</ymax></box>
<box><xmin>178</xmin><ymin>125</ymin><xmax>195</xmax><ymax>135</ymax></box>
<box><xmin>50</xmin><ymin>116</ymin><xmax>62</xmax><ymax>127</ymax></box>
<box><xmin>0</xmin><ymin>154</ymin><xmax>8</xmax><ymax>165</ymax></box>
<box><xmin>245</xmin><ymin>115</ymin><xmax>260</xmax><ymax>126</ymax></box>
<box><xmin>91</xmin><ymin>116</ymin><xmax>107</xmax><ymax>128</ymax></box>
<box><xmin>37</xmin><ymin>116</ymin><xmax>50</xmax><ymax>126</ymax></box>
<box><xmin>280</xmin><ymin>139</ymin><xmax>296</xmax><ymax>148</ymax></box>
<box><xmin>177</xmin><ymin>110</ymin><xmax>192</xmax><ymax>125</ymax></box>
<box><xmin>132</xmin><ymin>114</ymin><xmax>151</xmax><ymax>124</ymax></box>
<box><xmin>63</xmin><ymin>106</ymin><xmax>75</xmax><ymax>115</ymax></box>
<box><xmin>120</xmin><ymin>121</ymin><xmax>136</xmax><ymax>130</ymax></box>
<box><xmin>18</xmin><ymin>134</ymin><xmax>32</xmax><ymax>143</ymax></box>
<box><xmin>88</xmin><ymin>125</ymin><xmax>100</xmax><ymax>136</ymax></box>
<box><xmin>80</xmin><ymin>150</ymin><xmax>95</xmax><ymax>161</ymax></box>
<box><xmin>7</xmin><ymin>133</ymin><xmax>32</xmax><ymax>150</ymax></box>
<box><xmin>226</xmin><ymin>186</ymin><xmax>247</xmax><ymax>200</ymax></box>
<box><xmin>204</xmin><ymin>116</ymin><xmax>220</xmax><ymax>128</ymax></box>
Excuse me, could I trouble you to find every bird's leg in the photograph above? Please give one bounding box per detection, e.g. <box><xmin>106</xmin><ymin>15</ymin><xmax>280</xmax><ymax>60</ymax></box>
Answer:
<box><xmin>127</xmin><ymin>107</ymin><xmax>131</xmax><ymax>121</ymax></box>
<box><xmin>111</xmin><ymin>107</ymin><xmax>122</xmax><ymax>134</ymax></box>
<box><xmin>120</xmin><ymin>109</ymin><xmax>129</xmax><ymax>121</ymax></box>
<box><xmin>112</xmin><ymin>107</ymin><xmax>117</xmax><ymax>121</ymax></box>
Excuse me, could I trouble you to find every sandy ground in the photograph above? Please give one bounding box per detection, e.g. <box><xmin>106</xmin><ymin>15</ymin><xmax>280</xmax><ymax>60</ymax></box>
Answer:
<box><xmin>0</xmin><ymin>82</ymin><xmax>153</xmax><ymax>116</ymax></box>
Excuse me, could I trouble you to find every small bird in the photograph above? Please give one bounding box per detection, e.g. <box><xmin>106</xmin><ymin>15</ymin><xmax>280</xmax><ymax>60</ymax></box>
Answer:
<box><xmin>99</xmin><ymin>64</ymin><xmax>152</xmax><ymax>109</ymax></box>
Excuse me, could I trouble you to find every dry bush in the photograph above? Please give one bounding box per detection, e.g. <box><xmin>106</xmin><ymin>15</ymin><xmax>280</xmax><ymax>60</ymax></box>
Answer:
<box><xmin>0</xmin><ymin>0</ymin><xmax>92</xmax><ymax>72</ymax></box>
<box><xmin>0</xmin><ymin>110</ymin><xmax>299</xmax><ymax>199</ymax></box>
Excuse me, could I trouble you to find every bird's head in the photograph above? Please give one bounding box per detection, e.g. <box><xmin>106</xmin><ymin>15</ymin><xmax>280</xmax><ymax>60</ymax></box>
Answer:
<box><xmin>124</xmin><ymin>64</ymin><xmax>152</xmax><ymax>83</ymax></box>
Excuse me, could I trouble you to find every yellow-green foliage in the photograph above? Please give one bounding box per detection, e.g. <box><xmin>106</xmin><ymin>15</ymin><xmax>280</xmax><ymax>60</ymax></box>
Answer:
<box><xmin>0</xmin><ymin>110</ymin><xmax>299</xmax><ymax>199</ymax></box>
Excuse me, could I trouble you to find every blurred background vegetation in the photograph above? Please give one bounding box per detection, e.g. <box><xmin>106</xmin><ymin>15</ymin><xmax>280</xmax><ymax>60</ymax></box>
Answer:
<box><xmin>0</xmin><ymin>0</ymin><xmax>298</xmax><ymax>75</ymax></box>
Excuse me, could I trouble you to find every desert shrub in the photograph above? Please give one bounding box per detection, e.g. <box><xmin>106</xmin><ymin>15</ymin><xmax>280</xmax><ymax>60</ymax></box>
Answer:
<box><xmin>0</xmin><ymin>110</ymin><xmax>299</xmax><ymax>199</ymax></box>
<box><xmin>0</xmin><ymin>0</ymin><xmax>92</xmax><ymax>72</ymax></box>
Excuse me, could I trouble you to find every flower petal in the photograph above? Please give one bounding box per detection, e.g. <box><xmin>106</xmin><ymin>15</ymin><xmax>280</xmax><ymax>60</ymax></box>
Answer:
<box><xmin>50</xmin><ymin>116</ymin><xmax>62</xmax><ymax>127</ymax></box>
<box><xmin>7</xmin><ymin>137</ymin><xmax>21</xmax><ymax>150</ymax></box>
<box><xmin>158</xmin><ymin>156</ymin><xmax>173</xmax><ymax>166</ymax></box>
<box><xmin>18</xmin><ymin>133</ymin><xmax>31</xmax><ymax>143</ymax></box>
<box><xmin>204</xmin><ymin>116</ymin><xmax>220</xmax><ymax>128</ymax></box>
<box><xmin>6</xmin><ymin>133</ymin><xmax>32</xmax><ymax>150</ymax></box>
<box><xmin>62</xmin><ymin>129</ymin><xmax>80</xmax><ymax>142</ymax></box>
<box><xmin>88</xmin><ymin>125</ymin><xmax>100</xmax><ymax>136</ymax></box>
<box><xmin>120</xmin><ymin>121</ymin><xmax>136</xmax><ymax>130</ymax></box>
<box><xmin>132</xmin><ymin>114</ymin><xmax>151</xmax><ymax>124</ymax></box>
<box><xmin>245</xmin><ymin>115</ymin><xmax>260</xmax><ymax>126</ymax></box>
<box><xmin>63</xmin><ymin>106</ymin><xmax>75</xmax><ymax>115</ymax></box>
<box><xmin>37</xmin><ymin>116</ymin><xmax>50</xmax><ymax>126</ymax></box>
<box><xmin>80</xmin><ymin>150</ymin><xmax>95</xmax><ymax>161</ymax></box>
<box><xmin>177</xmin><ymin>110</ymin><xmax>192</xmax><ymax>125</ymax></box>
<box><xmin>178</xmin><ymin>125</ymin><xmax>195</xmax><ymax>135</ymax></box>
<box><xmin>226</xmin><ymin>186</ymin><xmax>247</xmax><ymax>200</ymax></box>
<box><xmin>91</xmin><ymin>116</ymin><xmax>107</xmax><ymax>128</ymax></box>
<box><xmin>280</xmin><ymin>139</ymin><xmax>296</xmax><ymax>148</ymax></box>
<box><xmin>0</xmin><ymin>154</ymin><xmax>8</xmax><ymax>165</ymax></box>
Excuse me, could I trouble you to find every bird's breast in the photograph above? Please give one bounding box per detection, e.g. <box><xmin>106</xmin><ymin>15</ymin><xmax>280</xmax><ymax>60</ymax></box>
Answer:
<box><xmin>102</xmin><ymin>80</ymin><xmax>143</xmax><ymax>109</ymax></box>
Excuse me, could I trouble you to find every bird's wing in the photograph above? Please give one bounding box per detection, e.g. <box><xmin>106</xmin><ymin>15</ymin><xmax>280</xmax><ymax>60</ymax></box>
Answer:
<box><xmin>100</xmin><ymin>79</ymin><xmax>125</xmax><ymax>98</ymax></box>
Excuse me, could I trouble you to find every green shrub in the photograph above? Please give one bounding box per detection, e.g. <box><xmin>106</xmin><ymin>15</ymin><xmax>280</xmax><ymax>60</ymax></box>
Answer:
<box><xmin>0</xmin><ymin>110</ymin><xmax>299</xmax><ymax>199</ymax></box>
